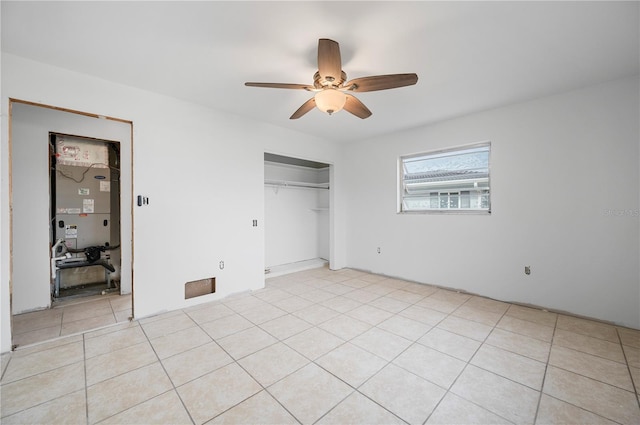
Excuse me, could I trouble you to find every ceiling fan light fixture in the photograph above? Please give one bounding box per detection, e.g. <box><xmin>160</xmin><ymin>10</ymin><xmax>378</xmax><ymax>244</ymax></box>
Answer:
<box><xmin>314</xmin><ymin>88</ymin><xmax>346</xmax><ymax>115</ymax></box>
<box><xmin>245</xmin><ymin>38</ymin><xmax>418</xmax><ymax>119</ymax></box>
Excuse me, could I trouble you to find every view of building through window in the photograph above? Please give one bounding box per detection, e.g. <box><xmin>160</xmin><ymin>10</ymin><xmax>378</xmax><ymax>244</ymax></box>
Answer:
<box><xmin>400</xmin><ymin>143</ymin><xmax>491</xmax><ymax>212</ymax></box>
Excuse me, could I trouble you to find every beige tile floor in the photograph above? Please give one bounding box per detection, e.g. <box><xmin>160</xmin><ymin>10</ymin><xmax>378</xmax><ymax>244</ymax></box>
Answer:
<box><xmin>11</xmin><ymin>292</ymin><xmax>133</xmax><ymax>348</ymax></box>
<box><xmin>1</xmin><ymin>267</ymin><xmax>639</xmax><ymax>424</ymax></box>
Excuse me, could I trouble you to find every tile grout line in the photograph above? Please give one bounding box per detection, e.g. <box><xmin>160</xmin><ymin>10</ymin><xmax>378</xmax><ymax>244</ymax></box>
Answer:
<box><xmin>538</xmin><ymin>320</ymin><xmax>639</xmax><ymax>422</ymax></box>
<box><xmin>481</xmin><ymin>327</ymin><xmax>551</xmax><ymax>363</ymax></box>
<box><xmin>421</xmin><ymin>297</ymin><xmax>512</xmax><ymax>425</ymax></box>
<box><xmin>414</xmin><ymin>293</ymin><xmax>478</xmax><ymax>423</ymax></box>
<box><xmin>305</xmin><ymin>326</ymin><xmax>410</xmax><ymax>423</ymax></box>
<box><xmin>233</xmin><ymin>365</ymin><xmax>303</xmax><ymax>425</ymax></box>
<box><xmin>138</xmin><ymin>314</ymin><xmax>230</xmax><ymax>391</ymax></box>
<box><xmin>58</xmin><ymin>307</ymin><xmax>65</xmax><ymax>339</ymax></box>
<box><xmin>189</xmin><ymin>314</ymin><xmax>304</xmax><ymax>425</ymax></box>
<box><xmin>552</xmin><ymin>330</ymin><xmax>630</xmax><ymax>365</ymax></box>
<box><xmin>82</xmin><ymin>333</ymin><xmax>89</xmax><ymax>425</ymax></box>
<box><xmin>6</xmin><ymin>268</ymin><xmax>638</xmax><ymax>423</ymax></box>
<box><xmin>0</xmin><ymin>375</ymin><xmax>87</xmax><ymax>422</ymax></box>
<box><xmin>1</xmin><ymin>339</ymin><xmax>85</xmax><ymax>386</ymax></box>
<box><xmin>262</xmin><ymin>276</ymin><xmax>412</xmax><ymax>424</ymax></box>
<box><xmin>540</xmin><ymin>393</ymin><xmax>626</xmax><ymax>424</ymax></box>
<box><xmin>615</xmin><ymin>327</ymin><xmax>640</xmax><ymax>409</ymax></box>
<box><xmin>0</xmin><ymin>353</ymin><xmax>13</xmax><ymax>383</ymax></box>
<box><xmin>138</xmin><ymin>313</ymin><xmax>197</xmax><ymax>425</ymax></box>
<box><xmin>543</xmin><ymin>353</ymin><xmax>639</xmax><ymax>395</ymax></box>
<box><xmin>304</xmin><ymin>332</ymin><xmax>406</xmax><ymax>424</ymax></box>
<box><xmin>11</xmin><ymin>294</ymin><xmax>129</xmax><ymax>348</ymax></box>
<box><xmin>531</xmin><ymin>311</ymin><xmax>559</xmax><ymax>425</ymax></box>
<box><xmin>119</xmin><ymin>284</ymin><xmax>640</xmax><ymax>422</ymax></box>
<box><xmin>311</xmin><ymin>386</ymin><xmax>407</xmax><ymax>425</ymax></box>
<box><xmin>128</xmin><ymin>316</ymin><xmax>196</xmax><ymax>425</ymax></box>
<box><xmin>277</xmin><ymin>271</ymin><xmax>638</xmax><ymax>423</ymax></box>
<box><xmin>77</xmin><ymin>315</ymin><xmax>193</xmax><ymax>423</ymax></box>
<box><xmin>546</xmin><ymin>345</ymin><xmax>637</xmax><ymax>391</ymax></box>
<box><xmin>108</xmin><ymin>297</ymin><xmax>118</xmax><ymax>325</ymax></box>
<box><xmin>306</xmin><ymin>280</ymin><xmax>459</xmax><ymax>424</ymax></box>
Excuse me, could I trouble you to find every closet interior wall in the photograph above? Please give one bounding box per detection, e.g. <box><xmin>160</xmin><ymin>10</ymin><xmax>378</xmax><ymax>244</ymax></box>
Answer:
<box><xmin>264</xmin><ymin>160</ymin><xmax>329</xmax><ymax>270</ymax></box>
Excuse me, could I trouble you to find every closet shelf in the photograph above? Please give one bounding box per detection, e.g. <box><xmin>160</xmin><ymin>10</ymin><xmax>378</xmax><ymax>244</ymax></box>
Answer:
<box><xmin>265</xmin><ymin>179</ymin><xmax>329</xmax><ymax>190</ymax></box>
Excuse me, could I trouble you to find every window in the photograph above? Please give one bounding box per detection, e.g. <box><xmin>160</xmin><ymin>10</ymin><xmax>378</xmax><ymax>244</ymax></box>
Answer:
<box><xmin>399</xmin><ymin>143</ymin><xmax>491</xmax><ymax>213</ymax></box>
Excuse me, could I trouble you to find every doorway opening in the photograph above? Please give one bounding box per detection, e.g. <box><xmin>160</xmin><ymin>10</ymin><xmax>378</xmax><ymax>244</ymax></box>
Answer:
<box><xmin>49</xmin><ymin>133</ymin><xmax>122</xmax><ymax>300</ymax></box>
<box><xmin>8</xmin><ymin>99</ymin><xmax>133</xmax><ymax>349</ymax></box>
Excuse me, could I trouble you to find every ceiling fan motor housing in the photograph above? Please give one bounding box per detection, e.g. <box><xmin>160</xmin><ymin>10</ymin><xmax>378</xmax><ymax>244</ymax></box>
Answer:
<box><xmin>314</xmin><ymin>71</ymin><xmax>347</xmax><ymax>89</ymax></box>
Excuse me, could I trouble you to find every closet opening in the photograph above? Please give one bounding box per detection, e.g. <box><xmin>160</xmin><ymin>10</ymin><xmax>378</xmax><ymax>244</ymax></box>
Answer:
<box><xmin>264</xmin><ymin>153</ymin><xmax>331</xmax><ymax>277</ymax></box>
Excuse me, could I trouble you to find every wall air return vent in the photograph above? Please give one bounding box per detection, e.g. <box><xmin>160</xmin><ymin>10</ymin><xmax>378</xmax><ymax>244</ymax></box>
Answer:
<box><xmin>185</xmin><ymin>277</ymin><xmax>216</xmax><ymax>299</ymax></box>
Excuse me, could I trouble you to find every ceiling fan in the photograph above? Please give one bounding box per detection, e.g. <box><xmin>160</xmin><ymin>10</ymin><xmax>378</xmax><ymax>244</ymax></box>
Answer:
<box><xmin>245</xmin><ymin>38</ymin><xmax>418</xmax><ymax>119</ymax></box>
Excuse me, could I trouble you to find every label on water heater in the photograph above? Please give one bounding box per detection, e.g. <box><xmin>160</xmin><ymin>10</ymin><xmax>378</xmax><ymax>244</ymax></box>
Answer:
<box><xmin>82</xmin><ymin>199</ymin><xmax>95</xmax><ymax>213</ymax></box>
<box><xmin>65</xmin><ymin>225</ymin><xmax>78</xmax><ymax>239</ymax></box>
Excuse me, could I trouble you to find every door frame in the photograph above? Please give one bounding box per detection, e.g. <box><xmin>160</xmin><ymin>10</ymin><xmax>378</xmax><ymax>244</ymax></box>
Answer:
<box><xmin>7</xmin><ymin>98</ymin><xmax>135</xmax><ymax>347</ymax></box>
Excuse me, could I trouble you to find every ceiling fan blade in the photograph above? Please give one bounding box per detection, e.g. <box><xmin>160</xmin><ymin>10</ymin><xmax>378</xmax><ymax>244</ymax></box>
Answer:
<box><xmin>290</xmin><ymin>98</ymin><xmax>316</xmax><ymax>119</ymax></box>
<box><xmin>245</xmin><ymin>82</ymin><xmax>313</xmax><ymax>90</ymax></box>
<box><xmin>344</xmin><ymin>73</ymin><xmax>418</xmax><ymax>92</ymax></box>
<box><xmin>343</xmin><ymin>94</ymin><xmax>372</xmax><ymax>119</ymax></box>
<box><xmin>317</xmin><ymin>38</ymin><xmax>342</xmax><ymax>83</ymax></box>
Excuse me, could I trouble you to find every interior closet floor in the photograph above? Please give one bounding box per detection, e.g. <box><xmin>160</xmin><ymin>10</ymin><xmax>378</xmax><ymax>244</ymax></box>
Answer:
<box><xmin>1</xmin><ymin>267</ymin><xmax>639</xmax><ymax>424</ymax></box>
<box><xmin>10</xmin><ymin>293</ymin><xmax>132</xmax><ymax>348</ymax></box>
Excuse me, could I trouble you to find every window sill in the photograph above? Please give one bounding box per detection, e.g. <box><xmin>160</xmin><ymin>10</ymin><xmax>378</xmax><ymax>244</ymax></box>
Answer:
<box><xmin>398</xmin><ymin>209</ymin><xmax>491</xmax><ymax>215</ymax></box>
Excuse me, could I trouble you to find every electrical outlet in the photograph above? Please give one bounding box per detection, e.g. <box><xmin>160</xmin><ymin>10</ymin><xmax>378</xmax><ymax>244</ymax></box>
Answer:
<box><xmin>377</xmin><ymin>247</ymin><xmax>381</xmax><ymax>254</ymax></box>
<box><xmin>525</xmin><ymin>266</ymin><xmax>531</xmax><ymax>275</ymax></box>
<box><xmin>219</xmin><ymin>261</ymin><xmax>225</xmax><ymax>270</ymax></box>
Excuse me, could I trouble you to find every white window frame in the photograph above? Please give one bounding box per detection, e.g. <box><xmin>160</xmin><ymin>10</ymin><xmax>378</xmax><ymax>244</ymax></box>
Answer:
<box><xmin>398</xmin><ymin>142</ymin><xmax>491</xmax><ymax>214</ymax></box>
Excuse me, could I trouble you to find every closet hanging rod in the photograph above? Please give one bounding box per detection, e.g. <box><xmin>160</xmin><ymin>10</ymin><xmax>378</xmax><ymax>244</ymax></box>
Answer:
<box><xmin>264</xmin><ymin>179</ymin><xmax>329</xmax><ymax>190</ymax></box>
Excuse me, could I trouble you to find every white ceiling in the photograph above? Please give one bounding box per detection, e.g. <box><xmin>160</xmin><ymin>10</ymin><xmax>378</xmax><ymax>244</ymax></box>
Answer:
<box><xmin>2</xmin><ymin>1</ymin><xmax>638</xmax><ymax>143</ymax></box>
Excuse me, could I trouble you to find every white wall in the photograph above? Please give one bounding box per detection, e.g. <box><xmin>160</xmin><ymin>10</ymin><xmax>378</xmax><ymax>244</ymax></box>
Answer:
<box><xmin>0</xmin><ymin>43</ymin><xmax>9</xmax><ymax>351</ymax></box>
<box><xmin>264</xmin><ymin>162</ymin><xmax>330</xmax><ymax>267</ymax></box>
<box><xmin>10</xmin><ymin>102</ymin><xmax>132</xmax><ymax>314</ymax></box>
<box><xmin>317</xmin><ymin>184</ymin><xmax>330</xmax><ymax>260</ymax></box>
<box><xmin>343</xmin><ymin>76</ymin><xmax>640</xmax><ymax>328</ymax></box>
<box><xmin>1</xmin><ymin>53</ymin><xmax>345</xmax><ymax>352</ymax></box>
